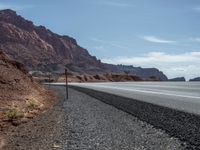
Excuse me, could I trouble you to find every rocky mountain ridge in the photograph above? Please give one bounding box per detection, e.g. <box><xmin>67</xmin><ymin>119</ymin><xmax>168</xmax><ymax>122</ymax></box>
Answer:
<box><xmin>0</xmin><ymin>9</ymin><xmax>168</xmax><ymax>80</ymax></box>
<box><xmin>105</xmin><ymin>64</ymin><xmax>168</xmax><ymax>81</ymax></box>
<box><xmin>189</xmin><ymin>77</ymin><xmax>200</xmax><ymax>82</ymax></box>
<box><xmin>0</xmin><ymin>9</ymin><xmax>104</xmax><ymax>73</ymax></box>
<box><xmin>168</xmin><ymin>77</ymin><xmax>186</xmax><ymax>82</ymax></box>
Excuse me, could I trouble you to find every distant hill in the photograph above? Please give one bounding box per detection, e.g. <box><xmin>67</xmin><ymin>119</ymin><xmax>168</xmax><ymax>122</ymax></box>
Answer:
<box><xmin>105</xmin><ymin>64</ymin><xmax>168</xmax><ymax>81</ymax></box>
<box><xmin>0</xmin><ymin>9</ymin><xmax>168</xmax><ymax>80</ymax></box>
<box><xmin>168</xmin><ymin>77</ymin><xmax>186</xmax><ymax>82</ymax></box>
<box><xmin>189</xmin><ymin>77</ymin><xmax>200</xmax><ymax>82</ymax></box>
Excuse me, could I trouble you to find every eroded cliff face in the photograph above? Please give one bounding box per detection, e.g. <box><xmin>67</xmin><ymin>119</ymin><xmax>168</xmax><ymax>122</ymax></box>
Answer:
<box><xmin>0</xmin><ymin>9</ymin><xmax>104</xmax><ymax>73</ymax></box>
<box><xmin>0</xmin><ymin>9</ymin><xmax>168</xmax><ymax>80</ymax></box>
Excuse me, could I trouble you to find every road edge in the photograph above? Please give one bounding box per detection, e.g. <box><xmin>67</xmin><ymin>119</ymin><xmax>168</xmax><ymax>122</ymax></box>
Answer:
<box><xmin>70</xmin><ymin>85</ymin><xmax>200</xmax><ymax>149</ymax></box>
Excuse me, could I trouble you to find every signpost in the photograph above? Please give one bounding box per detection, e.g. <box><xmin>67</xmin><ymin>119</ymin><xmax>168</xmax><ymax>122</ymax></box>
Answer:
<box><xmin>48</xmin><ymin>72</ymin><xmax>51</xmax><ymax>88</ymax></box>
<box><xmin>65</xmin><ymin>69</ymin><xmax>69</xmax><ymax>100</ymax></box>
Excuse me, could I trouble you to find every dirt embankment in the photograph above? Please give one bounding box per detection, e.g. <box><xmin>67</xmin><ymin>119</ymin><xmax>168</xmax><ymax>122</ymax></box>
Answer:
<box><xmin>0</xmin><ymin>50</ymin><xmax>57</xmax><ymax>148</ymax></box>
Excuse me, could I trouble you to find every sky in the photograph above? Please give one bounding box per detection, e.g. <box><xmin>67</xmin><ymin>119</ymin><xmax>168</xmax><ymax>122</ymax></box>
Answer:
<box><xmin>0</xmin><ymin>0</ymin><xmax>200</xmax><ymax>80</ymax></box>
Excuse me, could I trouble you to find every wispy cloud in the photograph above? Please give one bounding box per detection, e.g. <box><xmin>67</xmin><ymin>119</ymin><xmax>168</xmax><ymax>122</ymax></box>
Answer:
<box><xmin>142</xmin><ymin>36</ymin><xmax>176</xmax><ymax>44</ymax></box>
<box><xmin>190</xmin><ymin>37</ymin><xmax>200</xmax><ymax>42</ymax></box>
<box><xmin>98</xmin><ymin>1</ymin><xmax>133</xmax><ymax>8</ymax></box>
<box><xmin>102</xmin><ymin>52</ymin><xmax>200</xmax><ymax>80</ymax></box>
<box><xmin>93</xmin><ymin>46</ymin><xmax>105</xmax><ymax>51</ymax></box>
<box><xmin>102</xmin><ymin>52</ymin><xmax>200</xmax><ymax>64</ymax></box>
<box><xmin>193</xmin><ymin>6</ymin><xmax>200</xmax><ymax>12</ymax></box>
<box><xmin>91</xmin><ymin>38</ymin><xmax>130</xmax><ymax>49</ymax></box>
<box><xmin>0</xmin><ymin>3</ymin><xmax>32</xmax><ymax>11</ymax></box>
<box><xmin>91</xmin><ymin>38</ymin><xmax>105</xmax><ymax>43</ymax></box>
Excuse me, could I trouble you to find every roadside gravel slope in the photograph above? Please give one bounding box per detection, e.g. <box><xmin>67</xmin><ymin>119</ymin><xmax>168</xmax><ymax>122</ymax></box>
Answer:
<box><xmin>64</xmin><ymin>88</ymin><xmax>185</xmax><ymax>150</ymax></box>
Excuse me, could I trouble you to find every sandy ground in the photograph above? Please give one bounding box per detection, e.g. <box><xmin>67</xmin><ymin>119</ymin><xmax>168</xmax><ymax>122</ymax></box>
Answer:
<box><xmin>2</xmin><ymin>86</ymin><xmax>66</xmax><ymax>150</ymax></box>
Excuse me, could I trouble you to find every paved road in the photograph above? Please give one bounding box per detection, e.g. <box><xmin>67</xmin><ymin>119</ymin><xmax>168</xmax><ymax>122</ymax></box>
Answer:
<box><xmin>56</xmin><ymin>82</ymin><xmax>200</xmax><ymax>115</ymax></box>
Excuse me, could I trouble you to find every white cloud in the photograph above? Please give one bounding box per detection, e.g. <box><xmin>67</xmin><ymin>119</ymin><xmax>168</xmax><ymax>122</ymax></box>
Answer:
<box><xmin>190</xmin><ymin>37</ymin><xmax>200</xmax><ymax>42</ymax></box>
<box><xmin>142</xmin><ymin>36</ymin><xmax>176</xmax><ymax>44</ymax></box>
<box><xmin>102</xmin><ymin>52</ymin><xmax>200</xmax><ymax>80</ymax></box>
<box><xmin>98</xmin><ymin>1</ymin><xmax>133</xmax><ymax>8</ymax></box>
<box><xmin>193</xmin><ymin>6</ymin><xmax>200</xmax><ymax>12</ymax></box>
<box><xmin>93</xmin><ymin>46</ymin><xmax>105</xmax><ymax>51</ymax></box>
<box><xmin>0</xmin><ymin>3</ymin><xmax>32</xmax><ymax>11</ymax></box>
<box><xmin>91</xmin><ymin>38</ymin><xmax>105</xmax><ymax>43</ymax></box>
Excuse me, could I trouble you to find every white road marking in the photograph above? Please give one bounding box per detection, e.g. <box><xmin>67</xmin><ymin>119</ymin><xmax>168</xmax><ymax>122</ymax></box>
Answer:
<box><xmin>49</xmin><ymin>82</ymin><xmax>200</xmax><ymax>99</ymax></box>
<box><xmin>75</xmin><ymin>82</ymin><xmax>200</xmax><ymax>90</ymax></box>
<box><xmin>116</xmin><ymin>84</ymin><xmax>200</xmax><ymax>90</ymax></box>
<box><xmin>77</xmin><ymin>85</ymin><xmax>200</xmax><ymax>100</ymax></box>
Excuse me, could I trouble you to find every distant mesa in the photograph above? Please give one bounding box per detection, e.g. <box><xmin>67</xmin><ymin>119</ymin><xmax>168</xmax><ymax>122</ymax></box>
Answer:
<box><xmin>168</xmin><ymin>77</ymin><xmax>186</xmax><ymax>82</ymax></box>
<box><xmin>0</xmin><ymin>9</ymin><xmax>168</xmax><ymax>81</ymax></box>
<box><xmin>189</xmin><ymin>77</ymin><xmax>200</xmax><ymax>82</ymax></box>
<box><xmin>103</xmin><ymin>64</ymin><xmax>168</xmax><ymax>81</ymax></box>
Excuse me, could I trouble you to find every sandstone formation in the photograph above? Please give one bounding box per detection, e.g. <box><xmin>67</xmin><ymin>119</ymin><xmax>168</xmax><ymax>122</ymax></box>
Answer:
<box><xmin>0</xmin><ymin>9</ymin><xmax>168</xmax><ymax>81</ymax></box>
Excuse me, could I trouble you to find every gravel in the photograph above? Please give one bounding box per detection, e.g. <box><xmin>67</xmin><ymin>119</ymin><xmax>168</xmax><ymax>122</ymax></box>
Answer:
<box><xmin>64</xmin><ymin>87</ymin><xmax>185</xmax><ymax>150</ymax></box>
<box><xmin>71</xmin><ymin>86</ymin><xmax>200</xmax><ymax>149</ymax></box>
<box><xmin>3</xmin><ymin>86</ymin><xmax>187</xmax><ymax>150</ymax></box>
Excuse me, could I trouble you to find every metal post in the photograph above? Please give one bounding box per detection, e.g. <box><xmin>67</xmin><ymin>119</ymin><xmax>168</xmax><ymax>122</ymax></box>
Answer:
<box><xmin>65</xmin><ymin>69</ymin><xmax>69</xmax><ymax>100</ymax></box>
<box><xmin>48</xmin><ymin>73</ymin><xmax>51</xmax><ymax>88</ymax></box>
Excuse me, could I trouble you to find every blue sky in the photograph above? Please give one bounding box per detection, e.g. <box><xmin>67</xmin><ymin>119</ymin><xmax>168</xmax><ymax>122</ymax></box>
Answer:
<box><xmin>0</xmin><ymin>0</ymin><xmax>200</xmax><ymax>79</ymax></box>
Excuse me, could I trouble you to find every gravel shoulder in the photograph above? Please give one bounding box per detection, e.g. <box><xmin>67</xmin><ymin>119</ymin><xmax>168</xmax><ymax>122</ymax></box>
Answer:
<box><xmin>2</xmin><ymin>86</ymin><xmax>187</xmax><ymax>150</ymax></box>
<box><xmin>64</xmin><ymin>87</ymin><xmax>186</xmax><ymax>150</ymax></box>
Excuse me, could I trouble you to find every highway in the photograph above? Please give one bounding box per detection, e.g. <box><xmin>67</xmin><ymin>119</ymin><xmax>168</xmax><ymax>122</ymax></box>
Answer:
<box><xmin>65</xmin><ymin>82</ymin><xmax>200</xmax><ymax>115</ymax></box>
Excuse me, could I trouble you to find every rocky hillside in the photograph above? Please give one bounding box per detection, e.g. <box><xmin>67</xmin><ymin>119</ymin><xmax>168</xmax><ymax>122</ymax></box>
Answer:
<box><xmin>0</xmin><ymin>9</ymin><xmax>104</xmax><ymax>74</ymax></box>
<box><xmin>0</xmin><ymin>9</ymin><xmax>168</xmax><ymax>80</ymax></box>
<box><xmin>55</xmin><ymin>73</ymin><xmax>143</xmax><ymax>83</ymax></box>
<box><xmin>189</xmin><ymin>77</ymin><xmax>200</xmax><ymax>82</ymax></box>
<box><xmin>105</xmin><ymin>64</ymin><xmax>168</xmax><ymax>81</ymax></box>
<box><xmin>168</xmin><ymin>77</ymin><xmax>186</xmax><ymax>82</ymax></box>
<box><xmin>0</xmin><ymin>50</ymin><xmax>55</xmax><ymax>128</ymax></box>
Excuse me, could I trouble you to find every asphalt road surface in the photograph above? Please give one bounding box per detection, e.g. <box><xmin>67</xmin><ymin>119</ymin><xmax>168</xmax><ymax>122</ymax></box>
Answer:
<box><xmin>54</xmin><ymin>82</ymin><xmax>200</xmax><ymax>115</ymax></box>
